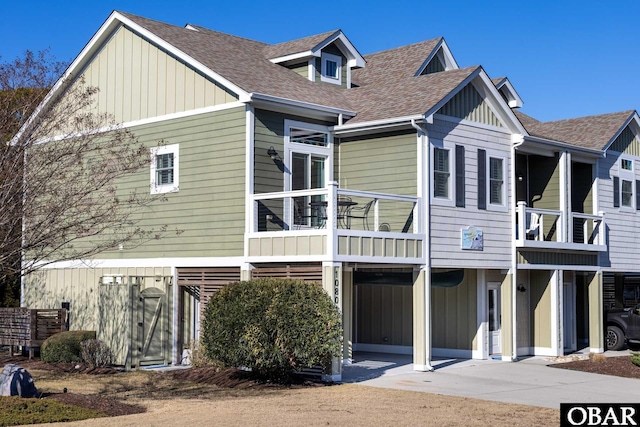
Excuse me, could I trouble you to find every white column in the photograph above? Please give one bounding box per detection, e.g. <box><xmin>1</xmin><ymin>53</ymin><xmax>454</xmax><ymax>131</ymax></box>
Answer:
<box><xmin>550</xmin><ymin>269</ymin><xmax>563</xmax><ymax>356</ymax></box>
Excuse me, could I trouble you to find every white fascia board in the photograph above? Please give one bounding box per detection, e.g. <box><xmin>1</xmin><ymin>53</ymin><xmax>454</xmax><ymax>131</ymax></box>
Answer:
<box><xmin>495</xmin><ymin>78</ymin><xmax>524</xmax><ymax>108</ymax></box>
<box><xmin>311</xmin><ymin>31</ymin><xmax>366</xmax><ymax>68</ymax></box>
<box><xmin>439</xmin><ymin>39</ymin><xmax>459</xmax><ymax>69</ymax></box>
<box><xmin>524</xmin><ymin>135</ymin><xmax>604</xmax><ymax>157</ymax></box>
<box><xmin>427</xmin><ymin>68</ymin><xmax>526</xmax><ymax>135</ymax></box>
<box><xmin>333</xmin><ymin>115</ymin><xmax>425</xmax><ymax>135</ymax></box>
<box><xmin>269</xmin><ymin>50</ymin><xmax>316</xmax><ymax>64</ymax></box>
<box><xmin>414</xmin><ymin>38</ymin><xmax>460</xmax><ymax>76</ymax></box>
<box><xmin>602</xmin><ymin>112</ymin><xmax>639</xmax><ymax>153</ymax></box>
<box><xmin>34</xmin><ymin>257</ymin><xmax>247</xmax><ymax>269</ymax></box>
<box><xmin>249</xmin><ymin>92</ymin><xmax>355</xmax><ymax>118</ymax></box>
<box><xmin>115</xmin><ymin>13</ymin><xmax>250</xmax><ymax>102</ymax></box>
<box><xmin>472</xmin><ymin>70</ymin><xmax>528</xmax><ymax>135</ymax></box>
<box><xmin>184</xmin><ymin>24</ymin><xmax>199</xmax><ymax>31</ymax></box>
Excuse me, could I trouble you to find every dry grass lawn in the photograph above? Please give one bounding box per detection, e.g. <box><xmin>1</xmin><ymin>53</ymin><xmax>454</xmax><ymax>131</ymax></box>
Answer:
<box><xmin>25</xmin><ymin>369</ymin><xmax>558</xmax><ymax>427</ymax></box>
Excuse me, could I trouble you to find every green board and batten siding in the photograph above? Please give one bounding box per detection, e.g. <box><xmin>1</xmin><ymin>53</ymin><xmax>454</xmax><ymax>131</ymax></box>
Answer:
<box><xmin>102</xmin><ymin>107</ymin><xmax>247</xmax><ymax>258</ymax></box>
<box><xmin>338</xmin><ymin>131</ymin><xmax>417</xmax><ymax>232</ymax></box>
<box><xmin>431</xmin><ymin>269</ymin><xmax>478</xmax><ymax>350</ymax></box>
<box><xmin>76</xmin><ymin>25</ymin><xmax>237</xmax><ymax>124</ymax></box>
<box><xmin>438</xmin><ymin>84</ymin><xmax>503</xmax><ymax>128</ymax></box>
<box><xmin>286</xmin><ymin>62</ymin><xmax>309</xmax><ymax>79</ymax></box>
<box><xmin>609</xmin><ymin>126</ymin><xmax>640</xmax><ymax>156</ymax></box>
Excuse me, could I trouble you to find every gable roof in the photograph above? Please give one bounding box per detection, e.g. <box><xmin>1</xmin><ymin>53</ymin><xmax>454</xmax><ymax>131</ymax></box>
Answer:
<box><xmin>345</xmin><ymin>66</ymin><xmax>480</xmax><ymax>124</ymax></box>
<box><xmin>120</xmin><ymin>12</ymin><xmax>356</xmax><ymax>114</ymax></box>
<box><xmin>263</xmin><ymin>30</ymin><xmax>340</xmax><ymax>59</ymax></box>
<box><xmin>352</xmin><ymin>38</ymin><xmax>443</xmax><ymax>88</ymax></box>
<box><xmin>524</xmin><ymin>110</ymin><xmax>635</xmax><ymax>150</ymax></box>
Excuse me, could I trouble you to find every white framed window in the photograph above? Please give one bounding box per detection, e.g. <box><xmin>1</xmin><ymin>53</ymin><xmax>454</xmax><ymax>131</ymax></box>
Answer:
<box><xmin>320</xmin><ymin>52</ymin><xmax>342</xmax><ymax>85</ymax></box>
<box><xmin>487</xmin><ymin>154</ymin><xmax>507</xmax><ymax>211</ymax></box>
<box><xmin>618</xmin><ymin>157</ymin><xmax>635</xmax><ymax>209</ymax></box>
<box><xmin>431</xmin><ymin>143</ymin><xmax>454</xmax><ymax>206</ymax></box>
<box><xmin>150</xmin><ymin>143</ymin><xmax>179</xmax><ymax>194</ymax></box>
<box><xmin>284</xmin><ymin>120</ymin><xmax>332</xmax><ymax>227</ymax></box>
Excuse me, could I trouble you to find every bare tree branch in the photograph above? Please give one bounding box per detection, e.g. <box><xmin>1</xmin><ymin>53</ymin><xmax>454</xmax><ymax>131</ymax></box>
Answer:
<box><xmin>0</xmin><ymin>50</ymin><xmax>177</xmax><ymax>284</ymax></box>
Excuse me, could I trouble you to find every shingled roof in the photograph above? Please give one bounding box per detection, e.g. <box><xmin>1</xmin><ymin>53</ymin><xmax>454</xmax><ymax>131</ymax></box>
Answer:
<box><xmin>263</xmin><ymin>30</ymin><xmax>340</xmax><ymax>59</ymax></box>
<box><xmin>118</xmin><ymin>12</ymin><xmax>489</xmax><ymax>126</ymax></box>
<box><xmin>121</xmin><ymin>12</ymin><xmax>355</xmax><ymax>112</ymax></box>
<box><xmin>524</xmin><ymin>110</ymin><xmax>635</xmax><ymax>150</ymax></box>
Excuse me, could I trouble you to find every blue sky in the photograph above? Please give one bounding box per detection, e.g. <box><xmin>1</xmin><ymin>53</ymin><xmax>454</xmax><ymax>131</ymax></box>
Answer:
<box><xmin>2</xmin><ymin>1</ymin><xmax>638</xmax><ymax>122</ymax></box>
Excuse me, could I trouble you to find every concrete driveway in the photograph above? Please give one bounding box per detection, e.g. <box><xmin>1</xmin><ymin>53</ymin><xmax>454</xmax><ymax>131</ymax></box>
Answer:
<box><xmin>342</xmin><ymin>352</ymin><xmax>640</xmax><ymax>409</ymax></box>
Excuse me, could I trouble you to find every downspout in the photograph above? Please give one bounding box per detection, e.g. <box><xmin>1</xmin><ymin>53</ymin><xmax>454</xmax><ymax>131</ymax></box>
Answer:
<box><xmin>511</xmin><ymin>135</ymin><xmax>525</xmax><ymax>361</ymax></box>
<box><xmin>411</xmin><ymin>118</ymin><xmax>433</xmax><ymax>371</ymax></box>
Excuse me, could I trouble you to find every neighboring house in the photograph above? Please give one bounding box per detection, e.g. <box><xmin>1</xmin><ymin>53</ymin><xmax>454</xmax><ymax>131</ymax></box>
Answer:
<box><xmin>22</xmin><ymin>10</ymin><xmax>632</xmax><ymax>378</ymax></box>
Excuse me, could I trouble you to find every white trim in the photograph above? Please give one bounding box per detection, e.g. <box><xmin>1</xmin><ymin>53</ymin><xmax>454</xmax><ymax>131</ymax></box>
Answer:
<box><xmin>333</xmin><ymin>115</ymin><xmax>425</xmax><ymax>134</ymax></box>
<box><xmin>249</xmin><ymin>92</ymin><xmax>355</xmax><ymax>118</ymax></box>
<box><xmin>432</xmin><ymin>348</ymin><xmax>472</xmax><ymax>359</ymax></box>
<box><xmin>432</xmin><ymin>114</ymin><xmax>513</xmax><ymax>135</ymax></box>
<box><xmin>269</xmin><ymin>51</ymin><xmax>316</xmax><ymax>64</ymax></box>
<box><xmin>37</xmin><ymin>257</ymin><xmax>247</xmax><ymax>269</ymax></box>
<box><xmin>485</xmin><ymin>149</ymin><xmax>508</xmax><ymax>212</ymax></box>
<box><xmin>31</xmin><ymin>102</ymin><xmax>247</xmax><ymax>145</ymax></box>
<box><xmin>245</xmin><ymin>105</ymin><xmax>255</xmax><ymax>241</ymax></box>
<box><xmin>477</xmin><ymin>271</ymin><xmax>488</xmax><ymax>360</ymax></box>
<box><xmin>550</xmin><ymin>270</ymin><xmax>562</xmax><ymax>356</ymax></box>
<box><xmin>494</xmin><ymin>77</ymin><xmax>524</xmax><ymax>108</ymax></box>
<box><xmin>320</xmin><ymin>52</ymin><xmax>342</xmax><ymax>85</ymax></box>
<box><xmin>430</xmin><ymin>141</ymin><xmax>455</xmax><ymax>207</ymax></box>
<box><xmin>352</xmin><ymin>343</ymin><xmax>412</xmax><ymax>354</ymax></box>
<box><xmin>150</xmin><ymin>143</ymin><xmax>179</xmax><ymax>194</ymax></box>
<box><xmin>516</xmin><ymin>240</ymin><xmax>607</xmax><ymax>252</ymax></box>
<box><xmin>171</xmin><ymin>265</ymin><xmax>178</xmax><ymax>365</ymax></box>
<box><xmin>590</xmin><ymin>347</ymin><xmax>604</xmax><ymax>354</ymax></box>
<box><xmin>517</xmin><ymin>263</ymin><xmax>601</xmax><ymax>271</ymax></box>
<box><xmin>618</xmin><ymin>155</ymin><xmax>636</xmax><ymax>210</ymax></box>
<box><xmin>308</xmin><ymin>59</ymin><xmax>315</xmax><ymax>81</ymax></box>
<box><xmin>122</xmin><ymin>102</ymin><xmax>246</xmax><ymax>130</ymax></box>
<box><xmin>414</xmin><ymin>39</ymin><xmax>459</xmax><ymax>76</ymax></box>
<box><xmin>532</xmin><ymin>347</ymin><xmax>558</xmax><ymax>356</ymax></box>
<box><xmin>602</xmin><ymin>112</ymin><xmax>639</xmax><ymax>153</ymax></box>
<box><xmin>414</xmin><ymin>364</ymin><xmax>435</xmax><ymax>372</ymax></box>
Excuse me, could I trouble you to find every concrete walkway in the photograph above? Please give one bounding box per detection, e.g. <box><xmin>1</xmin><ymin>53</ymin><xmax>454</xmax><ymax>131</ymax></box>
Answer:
<box><xmin>342</xmin><ymin>351</ymin><xmax>640</xmax><ymax>409</ymax></box>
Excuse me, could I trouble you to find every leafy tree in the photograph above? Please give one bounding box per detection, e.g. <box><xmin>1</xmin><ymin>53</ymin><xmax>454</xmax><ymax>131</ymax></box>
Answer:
<box><xmin>0</xmin><ymin>50</ymin><xmax>174</xmax><ymax>294</ymax></box>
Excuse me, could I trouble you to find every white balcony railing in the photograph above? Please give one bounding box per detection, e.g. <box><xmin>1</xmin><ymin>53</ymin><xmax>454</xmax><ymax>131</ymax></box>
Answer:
<box><xmin>516</xmin><ymin>201</ymin><xmax>605</xmax><ymax>250</ymax></box>
<box><xmin>249</xmin><ymin>182</ymin><xmax>420</xmax><ymax>234</ymax></box>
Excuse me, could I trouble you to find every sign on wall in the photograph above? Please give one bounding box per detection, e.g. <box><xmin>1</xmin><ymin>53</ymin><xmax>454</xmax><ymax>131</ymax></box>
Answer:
<box><xmin>461</xmin><ymin>226</ymin><xmax>483</xmax><ymax>251</ymax></box>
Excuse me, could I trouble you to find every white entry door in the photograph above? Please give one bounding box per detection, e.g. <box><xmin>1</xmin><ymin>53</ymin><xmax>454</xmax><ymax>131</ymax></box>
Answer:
<box><xmin>488</xmin><ymin>283</ymin><xmax>502</xmax><ymax>355</ymax></box>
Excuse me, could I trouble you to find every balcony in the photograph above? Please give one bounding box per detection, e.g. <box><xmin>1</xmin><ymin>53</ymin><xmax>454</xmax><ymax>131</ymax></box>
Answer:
<box><xmin>515</xmin><ymin>202</ymin><xmax>606</xmax><ymax>252</ymax></box>
<box><xmin>246</xmin><ymin>182</ymin><xmax>424</xmax><ymax>263</ymax></box>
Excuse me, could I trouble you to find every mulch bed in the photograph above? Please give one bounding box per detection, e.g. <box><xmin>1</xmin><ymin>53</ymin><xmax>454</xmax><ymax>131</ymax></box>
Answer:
<box><xmin>0</xmin><ymin>350</ymin><xmax>325</xmax><ymax>418</ymax></box>
<box><xmin>552</xmin><ymin>356</ymin><xmax>640</xmax><ymax>379</ymax></box>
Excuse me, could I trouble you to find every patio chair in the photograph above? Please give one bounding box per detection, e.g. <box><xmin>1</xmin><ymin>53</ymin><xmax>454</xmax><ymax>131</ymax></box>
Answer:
<box><xmin>348</xmin><ymin>200</ymin><xmax>374</xmax><ymax>230</ymax></box>
<box><xmin>526</xmin><ymin>212</ymin><xmax>540</xmax><ymax>240</ymax></box>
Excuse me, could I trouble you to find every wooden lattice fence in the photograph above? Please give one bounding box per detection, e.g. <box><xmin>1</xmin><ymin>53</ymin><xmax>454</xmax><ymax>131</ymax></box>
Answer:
<box><xmin>0</xmin><ymin>308</ymin><xmax>67</xmax><ymax>358</ymax></box>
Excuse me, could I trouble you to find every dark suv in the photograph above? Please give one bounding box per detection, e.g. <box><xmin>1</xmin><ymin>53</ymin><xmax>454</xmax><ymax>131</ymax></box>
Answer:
<box><xmin>607</xmin><ymin>304</ymin><xmax>640</xmax><ymax>351</ymax></box>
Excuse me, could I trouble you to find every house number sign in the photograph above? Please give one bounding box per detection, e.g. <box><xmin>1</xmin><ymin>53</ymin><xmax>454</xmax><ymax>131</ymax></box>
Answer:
<box><xmin>333</xmin><ymin>268</ymin><xmax>340</xmax><ymax>307</ymax></box>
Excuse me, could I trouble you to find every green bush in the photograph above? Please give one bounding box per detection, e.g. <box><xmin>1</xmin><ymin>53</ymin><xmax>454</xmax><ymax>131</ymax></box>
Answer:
<box><xmin>201</xmin><ymin>278</ymin><xmax>342</xmax><ymax>381</ymax></box>
<box><xmin>632</xmin><ymin>352</ymin><xmax>640</xmax><ymax>367</ymax></box>
<box><xmin>41</xmin><ymin>331</ymin><xmax>96</xmax><ymax>363</ymax></box>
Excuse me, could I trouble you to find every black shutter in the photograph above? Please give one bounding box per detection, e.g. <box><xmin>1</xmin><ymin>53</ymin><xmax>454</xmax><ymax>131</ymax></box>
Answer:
<box><xmin>478</xmin><ymin>149</ymin><xmax>486</xmax><ymax>210</ymax></box>
<box><xmin>613</xmin><ymin>176</ymin><xmax>620</xmax><ymax>208</ymax></box>
<box><xmin>455</xmin><ymin>145</ymin><xmax>465</xmax><ymax>207</ymax></box>
<box><xmin>636</xmin><ymin>180</ymin><xmax>640</xmax><ymax>210</ymax></box>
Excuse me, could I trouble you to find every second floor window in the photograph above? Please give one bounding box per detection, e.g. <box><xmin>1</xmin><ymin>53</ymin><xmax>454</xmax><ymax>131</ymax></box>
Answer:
<box><xmin>433</xmin><ymin>147</ymin><xmax>450</xmax><ymax>199</ymax></box>
<box><xmin>489</xmin><ymin>157</ymin><xmax>504</xmax><ymax>205</ymax></box>
<box><xmin>150</xmin><ymin>144</ymin><xmax>179</xmax><ymax>194</ymax></box>
<box><xmin>320</xmin><ymin>52</ymin><xmax>342</xmax><ymax>85</ymax></box>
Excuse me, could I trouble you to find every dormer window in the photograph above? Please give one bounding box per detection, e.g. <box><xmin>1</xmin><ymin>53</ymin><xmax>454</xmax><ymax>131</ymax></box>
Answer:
<box><xmin>320</xmin><ymin>52</ymin><xmax>342</xmax><ymax>85</ymax></box>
